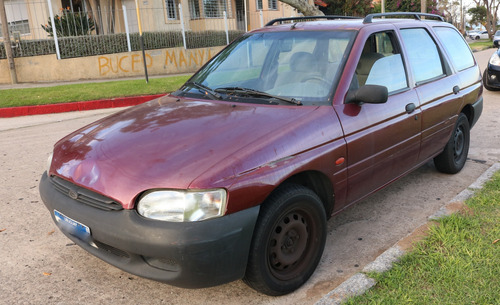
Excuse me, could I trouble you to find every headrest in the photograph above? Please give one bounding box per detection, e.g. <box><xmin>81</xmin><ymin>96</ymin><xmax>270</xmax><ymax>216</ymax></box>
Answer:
<box><xmin>356</xmin><ymin>53</ymin><xmax>384</xmax><ymax>75</ymax></box>
<box><xmin>290</xmin><ymin>52</ymin><xmax>317</xmax><ymax>73</ymax></box>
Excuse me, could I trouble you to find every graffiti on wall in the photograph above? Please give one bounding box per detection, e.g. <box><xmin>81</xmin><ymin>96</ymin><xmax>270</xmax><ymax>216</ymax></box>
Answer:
<box><xmin>98</xmin><ymin>54</ymin><xmax>153</xmax><ymax>75</ymax></box>
<box><xmin>98</xmin><ymin>48</ymin><xmax>215</xmax><ymax>76</ymax></box>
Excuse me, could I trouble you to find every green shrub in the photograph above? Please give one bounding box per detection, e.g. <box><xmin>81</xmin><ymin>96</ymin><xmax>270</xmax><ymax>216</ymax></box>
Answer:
<box><xmin>41</xmin><ymin>9</ymin><xmax>96</xmax><ymax>37</ymax></box>
<box><xmin>0</xmin><ymin>30</ymin><xmax>245</xmax><ymax>59</ymax></box>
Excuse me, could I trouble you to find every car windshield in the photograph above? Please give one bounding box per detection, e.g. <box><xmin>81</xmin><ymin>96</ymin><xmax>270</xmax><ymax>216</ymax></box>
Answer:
<box><xmin>496</xmin><ymin>31</ymin><xmax>500</xmax><ymax>35</ymax></box>
<box><xmin>177</xmin><ymin>30</ymin><xmax>356</xmax><ymax>105</ymax></box>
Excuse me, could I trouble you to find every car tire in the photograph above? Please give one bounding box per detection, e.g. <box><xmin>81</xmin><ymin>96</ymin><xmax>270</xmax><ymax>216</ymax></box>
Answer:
<box><xmin>483</xmin><ymin>68</ymin><xmax>500</xmax><ymax>91</ymax></box>
<box><xmin>475</xmin><ymin>36</ymin><xmax>480</xmax><ymax>40</ymax></box>
<box><xmin>433</xmin><ymin>113</ymin><xmax>470</xmax><ymax>174</ymax></box>
<box><xmin>243</xmin><ymin>184</ymin><xmax>327</xmax><ymax>296</ymax></box>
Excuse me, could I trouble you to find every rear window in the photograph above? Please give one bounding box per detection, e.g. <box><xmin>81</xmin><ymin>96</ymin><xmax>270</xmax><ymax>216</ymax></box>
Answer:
<box><xmin>433</xmin><ymin>27</ymin><xmax>475</xmax><ymax>72</ymax></box>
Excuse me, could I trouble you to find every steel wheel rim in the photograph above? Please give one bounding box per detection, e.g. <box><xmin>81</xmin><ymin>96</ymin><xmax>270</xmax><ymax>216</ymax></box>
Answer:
<box><xmin>453</xmin><ymin>125</ymin><xmax>465</xmax><ymax>162</ymax></box>
<box><xmin>267</xmin><ymin>208</ymin><xmax>314</xmax><ymax>280</ymax></box>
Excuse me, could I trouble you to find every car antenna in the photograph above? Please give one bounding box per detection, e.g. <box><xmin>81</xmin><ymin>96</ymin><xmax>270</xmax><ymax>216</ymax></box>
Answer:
<box><xmin>291</xmin><ymin>22</ymin><xmax>298</xmax><ymax>29</ymax></box>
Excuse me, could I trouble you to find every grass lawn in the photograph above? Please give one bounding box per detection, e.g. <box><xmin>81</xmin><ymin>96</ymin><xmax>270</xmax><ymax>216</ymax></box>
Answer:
<box><xmin>469</xmin><ymin>40</ymin><xmax>494</xmax><ymax>52</ymax></box>
<box><xmin>345</xmin><ymin>170</ymin><xmax>500</xmax><ymax>305</ymax></box>
<box><xmin>0</xmin><ymin>75</ymin><xmax>191</xmax><ymax>108</ymax></box>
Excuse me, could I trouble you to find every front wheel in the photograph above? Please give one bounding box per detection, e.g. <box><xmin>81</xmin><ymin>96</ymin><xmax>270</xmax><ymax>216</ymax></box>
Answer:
<box><xmin>243</xmin><ymin>184</ymin><xmax>327</xmax><ymax>296</ymax></box>
<box><xmin>433</xmin><ymin>113</ymin><xmax>470</xmax><ymax>174</ymax></box>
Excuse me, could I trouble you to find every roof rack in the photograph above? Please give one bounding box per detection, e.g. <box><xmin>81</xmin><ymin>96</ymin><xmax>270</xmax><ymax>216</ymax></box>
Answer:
<box><xmin>265</xmin><ymin>15</ymin><xmax>361</xmax><ymax>27</ymax></box>
<box><xmin>363</xmin><ymin>12</ymin><xmax>445</xmax><ymax>23</ymax></box>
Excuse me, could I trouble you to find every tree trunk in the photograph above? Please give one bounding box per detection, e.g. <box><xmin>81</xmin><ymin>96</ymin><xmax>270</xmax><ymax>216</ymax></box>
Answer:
<box><xmin>278</xmin><ymin>0</ymin><xmax>324</xmax><ymax>16</ymax></box>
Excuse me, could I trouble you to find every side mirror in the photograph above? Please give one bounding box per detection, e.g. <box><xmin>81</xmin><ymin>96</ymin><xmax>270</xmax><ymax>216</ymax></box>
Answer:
<box><xmin>345</xmin><ymin>85</ymin><xmax>388</xmax><ymax>105</ymax></box>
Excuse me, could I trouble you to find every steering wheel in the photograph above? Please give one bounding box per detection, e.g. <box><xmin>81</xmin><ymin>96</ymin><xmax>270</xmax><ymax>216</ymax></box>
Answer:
<box><xmin>301</xmin><ymin>75</ymin><xmax>330</xmax><ymax>88</ymax></box>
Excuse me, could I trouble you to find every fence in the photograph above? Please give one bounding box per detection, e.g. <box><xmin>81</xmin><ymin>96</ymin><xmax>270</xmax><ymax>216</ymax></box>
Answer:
<box><xmin>0</xmin><ymin>0</ymin><xmax>298</xmax><ymax>60</ymax></box>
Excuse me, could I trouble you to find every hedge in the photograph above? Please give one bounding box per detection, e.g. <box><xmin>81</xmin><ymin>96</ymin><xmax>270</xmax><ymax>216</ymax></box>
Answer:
<box><xmin>0</xmin><ymin>30</ymin><xmax>244</xmax><ymax>59</ymax></box>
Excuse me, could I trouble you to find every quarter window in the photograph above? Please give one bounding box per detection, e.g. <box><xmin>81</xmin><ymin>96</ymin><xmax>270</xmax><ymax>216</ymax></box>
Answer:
<box><xmin>433</xmin><ymin>27</ymin><xmax>475</xmax><ymax>71</ymax></box>
<box><xmin>400</xmin><ymin>28</ymin><xmax>445</xmax><ymax>84</ymax></box>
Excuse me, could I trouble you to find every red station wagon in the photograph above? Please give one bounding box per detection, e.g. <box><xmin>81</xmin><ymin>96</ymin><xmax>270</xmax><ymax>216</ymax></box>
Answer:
<box><xmin>40</xmin><ymin>13</ymin><xmax>483</xmax><ymax>295</ymax></box>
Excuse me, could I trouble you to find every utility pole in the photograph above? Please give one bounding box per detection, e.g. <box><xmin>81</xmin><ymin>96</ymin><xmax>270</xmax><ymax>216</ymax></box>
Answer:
<box><xmin>421</xmin><ymin>0</ymin><xmax>426</xmax><ymax>13</ymax></box>
<box><xmin>0</xmin><ymin>0</ymin><xmax>18</xmax><ymax>84</ymax></box>
<box><xmin>460</xmin><ymin>0</ymin><xmax>464</xmax><ymax>34</ymax></box>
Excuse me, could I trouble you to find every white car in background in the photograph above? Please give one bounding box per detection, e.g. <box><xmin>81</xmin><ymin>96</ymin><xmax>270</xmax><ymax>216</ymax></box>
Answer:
<box><xmin>468</xmin><ymin>30</ymin><xmax>480</xmax><ymax>39</ymax></box>
<box><xmin>471</xmin><ymin>30</ymin><xmax>489</xmax><ymax>40</ymax></box>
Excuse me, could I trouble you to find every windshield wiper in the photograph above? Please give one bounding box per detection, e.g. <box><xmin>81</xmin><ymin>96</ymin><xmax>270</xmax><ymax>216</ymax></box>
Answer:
<box><xmin>215</xmin><ymin>87</ymin><xmax>302</xmax><ymax>106</ymax></box>
<box><xmin>185</xmin><ymin>82</ymin><xmax>222</xmax><ymax>100</ymax></box>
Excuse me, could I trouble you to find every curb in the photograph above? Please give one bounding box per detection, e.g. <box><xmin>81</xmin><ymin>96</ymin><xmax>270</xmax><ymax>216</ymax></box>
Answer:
<box><xmin>316</xmin><ymin>162</ymin><xmax>500</xmax><ymax>305</ymax></box>
<box><xmin>0</xmin><ymin>94</ymin><xmax>165</xmax><ymax>118</ymax></box>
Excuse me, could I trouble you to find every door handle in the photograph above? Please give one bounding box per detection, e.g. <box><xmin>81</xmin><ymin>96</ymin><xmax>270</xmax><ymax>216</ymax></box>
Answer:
<box><xmin>405</xmin><ymin>103</ymin><xmax>416</xmax><ymax>114</ymax></box>
<box><xmin>453</xmin><ymin>85</ymin><xmax>460</xmax><ymax>94</ymax></box>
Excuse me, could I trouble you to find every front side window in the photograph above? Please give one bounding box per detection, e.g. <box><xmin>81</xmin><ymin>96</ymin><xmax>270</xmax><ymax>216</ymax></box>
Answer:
<box><xmin>354</xmin><ymin>31</ymin><xmax>408</xmax><ymax>93</ymax></box>
<box><xmin>165</xmin><ymin>0</ymin><xmax>178</xmax><ymax>20</ymax></box>
<box><xmin>400</xmin><ymin>28</ymin><xmax>445</xmax><ymax>84</ymax></box>
<box><xmin>433</xmin><ymin>27</ymin><xmax>475</xmax><ymax>72</ymax></box>
<box><xmin>179</xmin><ymin>30</ymin><xmax>356</xmax><ymax>105</ymax></box>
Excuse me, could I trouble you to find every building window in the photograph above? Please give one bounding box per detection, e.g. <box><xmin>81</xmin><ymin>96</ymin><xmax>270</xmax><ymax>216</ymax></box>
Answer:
<box><xmin>0</xmin><ymin>0</ymin><xmax>30</xmax><ymax>37</ymax></box>
<box><xmin>268</xmin><ymin>0</ymin><xmax>277</xmax><ymax>10</ymax></box>
<box><xmin>256</xmin><ymin>0</ymin><xmax>262</xmax><ymax>10</ymax></box>
<box><xmin>0</xmin><ymin>19</ymin><xmax>30</xmax><ymax>37</ymax></box>
<box><xmin>189</xmin><ymin>0</ymin><xmax>201</xmax><ymax>19</ymax></box>
<box><xmin>203</xmin><ymin>0</ymin><xmax>227</xmax><ymax>18</ymax></box>
<box><xmin>165</xmin><ymin>0</ymin><xmax>178</xmax><ymax>20</ymax></box>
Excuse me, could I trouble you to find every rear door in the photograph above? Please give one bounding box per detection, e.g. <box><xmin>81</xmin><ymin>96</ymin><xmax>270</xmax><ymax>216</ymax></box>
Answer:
<box><xmin>398</xmin><ymin>27</ymin><xmax>465</xmax><ymax>163</ymax></box>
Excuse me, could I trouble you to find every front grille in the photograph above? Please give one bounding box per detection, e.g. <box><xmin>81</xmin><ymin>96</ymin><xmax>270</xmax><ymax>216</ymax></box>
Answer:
<box><xmin>93</xmin><ymin>240</ymin><xmax>131</xmax><ymax>259</ymax></box>
<box><xmin>50</xmin><ymin>176</ymin><xmax>123</xmax><ymax>211</ymax></box>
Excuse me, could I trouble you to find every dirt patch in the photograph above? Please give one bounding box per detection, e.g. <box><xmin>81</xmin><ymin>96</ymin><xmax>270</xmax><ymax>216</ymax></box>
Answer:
<box><xmin>306</xmin><ymin>278</ymin><xmax>349</xmax><ymax>299</ymax></box>
<box><xmin>446</xmin><ymin>201</ymin><xmax>467</xmax><ymax>214</ymax></box>
<box><xmin>396</xmin><ymin>223</ymin><xmax>432</xmax><ymax>252</ymax></box>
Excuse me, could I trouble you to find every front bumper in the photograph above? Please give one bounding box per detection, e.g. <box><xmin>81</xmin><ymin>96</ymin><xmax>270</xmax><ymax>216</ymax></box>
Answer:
<box><xmin>39</xmin><ymin>172</ymin><xmax>259</xmax><ymax>288</ymax></box>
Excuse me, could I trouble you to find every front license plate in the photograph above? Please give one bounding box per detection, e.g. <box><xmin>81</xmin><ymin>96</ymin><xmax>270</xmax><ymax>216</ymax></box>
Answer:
<box><xmin>54</xmin><ymin>210</ymin><xmax>91</xmax><ymax>241</ymax></box>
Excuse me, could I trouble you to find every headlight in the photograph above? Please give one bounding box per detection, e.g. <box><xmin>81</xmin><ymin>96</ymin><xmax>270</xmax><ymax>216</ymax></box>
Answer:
<box><xmin>489</xmin><ymin>52</ymin><xmax>500</xmax><ymax>66</ymax></box>
<box><xmin>47</xmin><ymin>152</ymin><xmax>53</xmax><ymax>173</ymax></box>
<box><xmin>137</xmin><ymin>189</ymin><xmax>227</xmax><ymax>222</ymax></box>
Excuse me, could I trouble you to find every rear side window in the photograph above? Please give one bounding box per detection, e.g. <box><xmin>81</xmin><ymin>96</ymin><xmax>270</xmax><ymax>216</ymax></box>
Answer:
<box><xmin>400</xmin><ymin>28</ymin><xmax>445</xmax><ymax>84</ymax></box>
<box><xmin>433</xmin><ymin>27</ymin><xmax>475</xmax><ymax>71</ymax></box>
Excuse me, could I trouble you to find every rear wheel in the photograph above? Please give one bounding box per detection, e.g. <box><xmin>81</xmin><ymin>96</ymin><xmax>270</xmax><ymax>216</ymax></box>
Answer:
<box><xmin>243</xmin><ymin>184</ymin><xmax>327</xmax><ymax>296</ymax></box>
<box><xmin>434</xmin><ymin>113</ymin><xmax>470</xmax><ymax>174</ymax></box>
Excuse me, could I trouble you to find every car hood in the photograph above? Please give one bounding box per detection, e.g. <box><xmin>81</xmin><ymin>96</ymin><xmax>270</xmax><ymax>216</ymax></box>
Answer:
<box><xmin>50</xmin><ymin>95</ymin><xmax>330</xmax><ymax>209</ymax></box>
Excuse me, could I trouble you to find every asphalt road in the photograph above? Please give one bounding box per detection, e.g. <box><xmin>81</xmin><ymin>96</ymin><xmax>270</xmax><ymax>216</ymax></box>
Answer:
<box><xmin>1</xmin><ymin>49</ymin><xmax>499</xmax><ymax>305</ymax></box>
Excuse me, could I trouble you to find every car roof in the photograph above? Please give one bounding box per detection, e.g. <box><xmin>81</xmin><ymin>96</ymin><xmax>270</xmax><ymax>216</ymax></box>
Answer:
<box><xmin>251</xmin><ymin>13</ymin><xmax>452</xmax><ymax>34</ymax></box>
